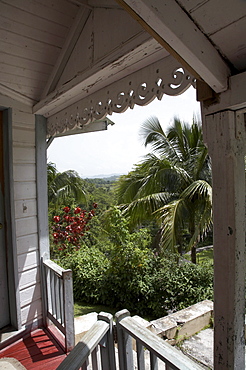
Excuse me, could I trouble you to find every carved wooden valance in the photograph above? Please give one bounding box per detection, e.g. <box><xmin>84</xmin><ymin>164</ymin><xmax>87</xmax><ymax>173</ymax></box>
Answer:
<box><xmin>47</xmin><ymin>55</ymin><xmax>196</xmax><ymax>137</ymax></box>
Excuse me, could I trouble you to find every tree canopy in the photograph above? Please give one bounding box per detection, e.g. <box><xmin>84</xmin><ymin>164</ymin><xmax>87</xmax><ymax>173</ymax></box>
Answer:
<box><xmin>115</xmin><ymin>117</ymin><xmax>212</xmax><ymax>263</ymax></box>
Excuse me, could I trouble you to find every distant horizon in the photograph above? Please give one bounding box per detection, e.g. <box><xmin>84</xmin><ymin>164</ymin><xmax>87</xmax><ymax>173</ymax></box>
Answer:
<box><xmin>82</xmin><ymin>172</ymin><xmax>125</xmax><ymax>179</ymax></box>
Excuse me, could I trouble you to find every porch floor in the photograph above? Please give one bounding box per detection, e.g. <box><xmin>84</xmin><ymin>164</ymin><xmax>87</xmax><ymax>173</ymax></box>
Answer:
<box><xmin>0</xmin><ymin>328</ymin><xmax>67</xmax><ymax>370</ymax></box>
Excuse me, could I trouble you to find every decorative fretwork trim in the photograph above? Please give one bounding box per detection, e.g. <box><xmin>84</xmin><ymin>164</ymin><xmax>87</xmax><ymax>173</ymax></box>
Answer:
<box><xmin>47</xmin><ymin>55</ymin><xmax>196</xmax><ymax>137</ymax></box>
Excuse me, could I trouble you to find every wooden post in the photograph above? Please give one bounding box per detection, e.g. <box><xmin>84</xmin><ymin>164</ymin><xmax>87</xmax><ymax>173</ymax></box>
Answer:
<box><xmin>203</xmin><ymin>110</ymin><xmax>246</xmax><ymax>369</ymax></box>
<box><xmin>98</xmin><ymin>312</ymin><xmax>116</xmax><ymax>370</ymax></box>
<box><xmin>115</xmin><ymin>309</ymin><xmax>134</xmax><ymax>370</ymax></box>
<box><xmin>63</xmin><ymin>269</ymin><xmax>75</xmax><ymax>352</ymax></box>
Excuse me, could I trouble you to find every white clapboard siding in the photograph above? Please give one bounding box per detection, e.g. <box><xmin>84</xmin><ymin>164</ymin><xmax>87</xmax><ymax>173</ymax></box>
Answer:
<box><xmin>13</xmin><ymin>147</ymin><xmax>36</xmax><ymax>165</ymax></box>
<box><xmin>13</xmin><ymin>164</ymin><xmax>36</xmax><ymax>182</ymax></box>
<box><xmin>17</xmin><ymin>234</ymin><xmax>38</xmax><ymax>255</ymax></box>
<box><xmin>18</xmin><ymin>251</ymin><xmax>38</xmax><ymax>273</ymax></box>
<box><xmin>16</xmin><ymin>216</ymin><xmax>38</xmax><ymax>238</ymax></box>
<box><xmin>15</xmin><ymin>199</ymin><xmax>37</xmax><ymax>219</ymax></box>
<box><xmin>21</xmin><ymin>298</ymin><xmax>42</xmax><ymax>327</ymax></box>
<box><xmin>19</xmin><ymin>268</ymin><xmax>40</xmax><ymax>291</ymax></box>
<box><xmin>2</xmin><ymin>95</ymin><xmax>43</xmax><ymax>328</ymax></box>
<box><xmin>14</xmin><ymin>182</ymin><xmax>37</xmax><ymax>201</ymax></box>
<box><xmin>12</xmin><ymin>128</ymin><xmax>35</xmax><ymax>145</ymax></box>
<box><xmin>4</xmin><ymin>85</ymin><xmax>43</xmax><ymax>103</ymax></box>
<box><xmin>19</xmin><ymin>284</ymin><xmax>42</xmax><ymax>309</ymax></box>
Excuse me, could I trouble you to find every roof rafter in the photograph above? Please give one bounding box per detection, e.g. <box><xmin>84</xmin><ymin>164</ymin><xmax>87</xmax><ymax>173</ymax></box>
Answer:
<box><xmin>41</xmin><ymin>6</ymin><xmax>92</xmax><ymax>99</ymax></box>
<box><xmin>116</xmin><ymin>0</ymin><xmax>231</xmax><ymax>93</ymax></box>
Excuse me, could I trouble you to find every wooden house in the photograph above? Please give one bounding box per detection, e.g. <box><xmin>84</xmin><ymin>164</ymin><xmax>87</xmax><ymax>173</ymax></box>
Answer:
<box><xmin>0</xmin><ymin>0</ymin><xmax>246</xmax><ymax>368</ymax></box>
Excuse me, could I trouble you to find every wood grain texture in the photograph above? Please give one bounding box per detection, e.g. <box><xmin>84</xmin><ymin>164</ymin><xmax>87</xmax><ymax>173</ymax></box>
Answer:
<box><xmin>0</xmin><ymin>329</ymin><xmax>67</xmax><ymax>369</ymax></box>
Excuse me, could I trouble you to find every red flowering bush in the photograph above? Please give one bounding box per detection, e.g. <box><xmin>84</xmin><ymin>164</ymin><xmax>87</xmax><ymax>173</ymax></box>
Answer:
<box><xmin>52</xmin><ymin>203</ymin><xmax>98</xmax><ymax>253</ymax></box>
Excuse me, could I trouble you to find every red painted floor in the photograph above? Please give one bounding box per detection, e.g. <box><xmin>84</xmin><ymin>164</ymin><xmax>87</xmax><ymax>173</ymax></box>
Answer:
<box><xmin>0</xmin><ymin>328</ymin><xmax>67</xmax><ymax>369</ymax></box>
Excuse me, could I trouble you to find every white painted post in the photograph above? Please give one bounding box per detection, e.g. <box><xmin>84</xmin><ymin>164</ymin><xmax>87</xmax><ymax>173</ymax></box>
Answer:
<box><xmin>98</xmin><ymin>312</ymin><xmax>116</xmax><ymax>370</ymax></box>
<box><xmin>63</xmin><ymin>269</ymin><xmax>75</xmax><ymax>352</ymax></box>
<box><xmin>115</xmin><ymin>309</ymin><xmax>134</xmax><ymax>370</ymax></box>
<box><xmin>203</xmin><ymin>110</ymin><xmax>246</xmax><ymax>369</ymax></box>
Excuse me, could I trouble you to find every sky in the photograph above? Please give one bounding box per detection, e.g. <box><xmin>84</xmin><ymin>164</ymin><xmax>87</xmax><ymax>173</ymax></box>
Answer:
<box><xmin>47</xmin><ymin>86</ymin><xmax>200</xmax><ymax>178</ymax></box>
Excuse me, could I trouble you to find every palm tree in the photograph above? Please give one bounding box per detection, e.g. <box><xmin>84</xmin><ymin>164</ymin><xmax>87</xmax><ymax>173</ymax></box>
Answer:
<box><xmin>47</xmin><ymin>162</ymin><xmax>87</xmax><ymax>208</ymax></box>
<box><xmin>116</xmin><ymin>117</ymin><xmax>212</xmax><ymax>263</ymax></box>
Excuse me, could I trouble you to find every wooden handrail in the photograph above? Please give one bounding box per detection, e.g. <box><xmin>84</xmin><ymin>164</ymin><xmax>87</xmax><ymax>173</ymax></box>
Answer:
<box><xmin>41</xmin><ymin>258</ymin><xmax>75</xmax><ymax>352</ymax></box>
<box><xmin>56</xmin><ymin>312</ymin><xmax>118</xmax><ymax>370</ymax></box>
<box><xmin>116</xmin><ymin>309</ymin><xmax>204</xmax><ymax>370</ymax></box>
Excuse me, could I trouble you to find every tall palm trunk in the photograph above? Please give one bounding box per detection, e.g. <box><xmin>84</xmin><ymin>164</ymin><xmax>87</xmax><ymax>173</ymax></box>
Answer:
<box><xmin>191</xmin><ymin>245</ymin><xmax>197</xmax><ymax>264</ymax></box>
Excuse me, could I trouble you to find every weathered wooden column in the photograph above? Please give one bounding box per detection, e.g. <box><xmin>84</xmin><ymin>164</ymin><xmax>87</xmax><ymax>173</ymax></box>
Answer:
<box><xmin>203</xmin><ymin>110</ymin><xmax>246</xmax><ymax>369</ymax></box>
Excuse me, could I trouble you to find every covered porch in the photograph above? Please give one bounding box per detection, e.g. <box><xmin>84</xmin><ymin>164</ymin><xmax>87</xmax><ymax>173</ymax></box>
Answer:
<box><xmin>0</xmin><ymin>0</ymin><xmax>246</xmax><ymax>369</ymax></box>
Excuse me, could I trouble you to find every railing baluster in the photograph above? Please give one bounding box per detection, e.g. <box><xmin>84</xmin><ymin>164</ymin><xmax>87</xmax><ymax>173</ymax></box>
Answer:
<box><xmin>150</xmin><ymin>351</ymin><xmax>158</xmax><ymax>370</ymax></box>
<box><xmin>91</xmin><ymin>346</ymin><xmax>100</xmax><ymax>370</ymax></box>
<box><xmin>54</xmin><ymin>273</ymin><xmax>61</xmax><ymax>322</ymax></box>
<box><xmin>50</xmin><ymin>269</ymin><xmax>55</xmax><ymax>316</ymax></box>
<box><xmin>136</xmin><ymin>341</ymin><xmax>145</xmax><ymax>370</ymax></box>
<box><xmin>60</xmin><ymin>277</ymin><xmax>64</xmax><ymax>325</ymax></box>
<box><xmin>81</xmin><ymin>358</ymin><xmax>89</xmax><ymax>370</ymax></box>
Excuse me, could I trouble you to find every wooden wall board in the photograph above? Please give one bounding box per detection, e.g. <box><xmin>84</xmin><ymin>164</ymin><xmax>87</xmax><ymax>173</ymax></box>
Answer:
<box><xmin>13</xmin><ymin>147</ymin><xmax>36</xmax><ymax>164</ymax></box>
<box><xmin>0</xmin><ymin>40</ymin><xmax>58</xmax><ymax>66</ymax></box>
<box><xmin>14</xmin><ymin>182</ymin><xmax>37</xmax><ymax>201</ymax></box>
<box><xmin>0</xmin><ymin>328</ymin><xmax>67</xmax><ymax>370</ymax></box>
<box><xmin>19</xmin><ymin>284</ymin><xmax>42</xmax><ymax>308</ymax></box>
<box><xmin>2</xmin><ymin>0</ymin><xmax>78</xmax><ymax>27</ymax></box>
<box><xmin>15</xmin><ymin>199</ymin><xmax>37</xmax><ymax>219</ymax></box>
<box><xmin>20</xmin><ymin>299</ymin><xmax>42</xmax><ymax>326</ymax></box>
<box><xmin>210</xmin><ymin>17</ymin><xmax>246</xmax><ymax>71</ymax></box>
<box><xmin>13</xmin><ymin>129</ymin><xmax>35</xmax><ymax>145</ymax></box>
<box><xmin>17</xmin><ymin>234</ymin><xmax>38</xmax><ymax>255</ymax></box>
<box><xmin>15</xmin><ymin>216</ymin><xmax>38</xmax><ymax>238</ymax></box>
<box><xmin>19</xmin><ymin>268</ymin><xmax>40</xmax><ymax>291</ymax></box>
<box><xmin>1</xmin><ymin>2</ymin><xmax>69</xmax><ymax>38</ymax></box>
<box><xmin>183</xmin><ymin>0</ymin><xmax>246</xmax><ymax>36</ymax></box>
<box><xmin>18</xmin><ymin>251</ymin><xmax>38</xmax><ymax>273</ymax></box>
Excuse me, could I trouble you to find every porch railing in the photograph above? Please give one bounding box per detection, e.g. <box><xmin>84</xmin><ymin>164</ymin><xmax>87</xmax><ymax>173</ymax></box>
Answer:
<box><xmin>41</xmin><ymin>258</ymin><xmax>75</xmax><ymax>352</ymax></box>
<box><xmin>57</xmin><ymin>309</ymin><xmax>204</xmax><ymax>370</ymax></box>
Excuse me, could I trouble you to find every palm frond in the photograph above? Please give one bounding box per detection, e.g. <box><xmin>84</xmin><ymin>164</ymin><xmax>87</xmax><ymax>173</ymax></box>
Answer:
<box><xmin>158</xmin><ymin>199</ymin><xmax>188</xmax><ymax>253</ymax></box>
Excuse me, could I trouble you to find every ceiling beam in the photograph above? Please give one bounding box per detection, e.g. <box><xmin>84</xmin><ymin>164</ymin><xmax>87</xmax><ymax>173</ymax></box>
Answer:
<box><xmin>40</xmin><ymin>6</ymin><xmax>92</xmax><ymax>99</ymax></box>
<box><xmin>116</xmin><ymin>0</ymin><xmax>230</xmax><ymax>93</ymax></box>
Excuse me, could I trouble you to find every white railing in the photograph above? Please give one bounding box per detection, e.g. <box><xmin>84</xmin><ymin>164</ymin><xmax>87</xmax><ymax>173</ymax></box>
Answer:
<box><xmin>116</xmin><ymin>309</ymin><xmax>204</xmax><ymax>370</ymax></box>
<box><xmin>58</xmin><ymin>309</ymin><xmax>204</xmax><ymax>370</ymax></box>
<box><xmin>57</xmin><ymin>312</ymin><xmax>116</xmax><ymax>370</ymax></box>
<box><xmin>41</xmin><ymin>258</ymin><xmax>75</xmax><ymax>352</ymax></box>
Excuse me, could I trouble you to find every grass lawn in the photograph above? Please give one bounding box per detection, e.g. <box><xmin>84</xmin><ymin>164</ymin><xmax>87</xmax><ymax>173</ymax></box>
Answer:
<box><xmin>196</xmin><ymin>248</ymin><xmax>213</xmax><ymax>264</ymax></box>
<box><xmin>184</xmin><ymin>247</ymin><xmax>213</xmax><ymax>264</ymax></box>
<box><xmin>74</xmin><ymin>301</ymin><xmax>157</xmax><ymax>321</ymax></box>
<box><xmin>74</xmin><ymin>301</ymin><xmax>118</xmax><ymax>317</ymax></box>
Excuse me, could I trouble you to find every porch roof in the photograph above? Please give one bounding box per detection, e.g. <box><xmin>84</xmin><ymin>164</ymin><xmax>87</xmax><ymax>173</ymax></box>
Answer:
<box><xmin>1</xmin><ymin>0</ymin><xmax>246</xmax><ymax>136</ymax></box>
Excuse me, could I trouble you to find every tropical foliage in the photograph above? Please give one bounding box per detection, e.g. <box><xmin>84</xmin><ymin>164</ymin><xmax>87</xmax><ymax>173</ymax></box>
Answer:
<box><xmin>58</xmin><ymin>208</ymin><xmax>213</xmax><ymax>318</ymax></box>
<box><xmin>116</xmin><ymin>117</ymin><xmax>212</xmax><ymax>263</ymax></box>
<box><xmin>48</xmin><ymin>162</ymin><xmax>87</xmax><ymax>208</ymax></box>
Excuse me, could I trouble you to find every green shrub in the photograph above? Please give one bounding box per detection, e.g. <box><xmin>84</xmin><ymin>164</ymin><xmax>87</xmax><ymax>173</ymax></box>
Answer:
<box><xmin>146</xmin><ymin>259</ymin><xmax>213</xmax><ymax>317</ymax></box>
<box><xmin>58</xmin><ymin>246</ymin><xmax>109</xmax><ymax>304</ymax></box>
<box><xmin>57</xmin><ymin>246</ymin><xmax>213</xmax><ymax>319</ymax></box>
